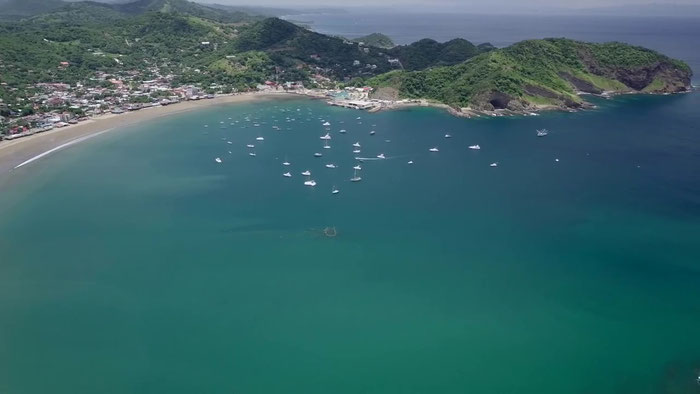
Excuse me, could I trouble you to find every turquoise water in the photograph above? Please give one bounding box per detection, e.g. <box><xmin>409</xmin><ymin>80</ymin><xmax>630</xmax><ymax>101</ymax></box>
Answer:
<box><xmin>1</xmin><ymin>94</ymin><xmax>699</xmax><ymax>394</ymax></box>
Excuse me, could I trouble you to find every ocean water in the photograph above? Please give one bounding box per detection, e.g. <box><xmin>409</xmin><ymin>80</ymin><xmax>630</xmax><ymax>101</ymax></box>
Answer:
<box><xmin>0</xmin><ymin>92</ymin><xmax>699</xmax><ymax>393</ymax></box>
<box><xmin>286</xmin><ymin>12</ymin><xmax>700</xmax><ymax>83</ymax></box>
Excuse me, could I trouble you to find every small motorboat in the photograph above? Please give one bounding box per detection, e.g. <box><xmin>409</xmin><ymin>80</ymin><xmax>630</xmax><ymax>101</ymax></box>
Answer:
<box><xmin>283</xmin><ymin>172</ymin><xmax>292</xmax><ymax>177</ymax></box>
<box><xmin>256</xmin><ymin>137</ymin><xmax>265</xmax><ymax>141</ymax></box>
<box><xmin>325</xmin><ymin>164</ymin><xmax>337</xmax><ymax>169</ymax></box>
<box><xmin>314</xmin><ymin>153</ymin><xmax>323</xmax><ymax>157</ymax></box>
<box><xmin>353</xmin><ymin>165</ymin><xmax>362</xmax><ymax>170</ymax></box>
<box><xmin>469</xmin><ymin>145</ymin><xmax>481</xmax><ymax>150</ymax></box>
<box><xmin>215</xmin><ymin>157</ymin><xmax>222</xmax><ymax>163</ymax></box>
<box><xmin>353</xmin><ymin>150</ymin><xmax>361</xmax><ymax>154</ymax></box>
<box><xmin>339</xmin><ymin>129</ymin><xmax>346</xmax><ymax>134</ymax></box>
<box><xmin>249</xmin><ymin>152</ymin><xmax>256</xmax><ymax>157</ymax></box>
<box><xmin>490</xmin><ymin>162</ymin><xmax>498</xmax><ymax>167</ymax></box>
<box><xmin>353</xmin><ymin>142</ymin><xmax>361</xmax><ymax>148</ymax></box>
<box><xmin>332</xmin><ymin>187</ymin><xmax>340</xmax><ymax>194</ymax></box>
<box><xmin>408</xmin><ymin>160</ymin><xmax>414</xmax><ymax>164</ymax></box>
<box><xmin>282</xmin><ymin>161</ymin><xmax>290</xmax><ymax>166</ymax></box>
<box><xmin>429</xmin><ymin>147</ymin><xmax>439</xmax><ymax>152</ymax></box>
<box><xmin>304</xmin><ymin>180</ymin><xmax>317</xmax><ymax>187</ymax></box>
<box><xmin>320</xmin><ymin>133</ymin><xmax>331</xmax><ymax>140</ymax></box>
<box><xmin>301</xmin><ymin>170</ymin><xmax>311</xmax><ymax>176</ymax></box>
<box><xmin>247</xmin><ymin>144</ymin><xmax>255</xmax><ymax>148</ymax></box>
<box><xmin>377</xmin><ymin>154</ymin><xmax>386</xmax><ymax>159</ymax></box>
<box><xmin>537</xmin><ymin>129</ymin><xmax>549</xmax><ymax>137</ymax></box>
<box><xmin>370</xmin><ymin>130</ymin><xmax>376</xmax><ymax>135</ymax></box>
<box><xmin>445</xmin><ymin>134</ymin><xmax>452</xmax><ymax>138</ymax></box>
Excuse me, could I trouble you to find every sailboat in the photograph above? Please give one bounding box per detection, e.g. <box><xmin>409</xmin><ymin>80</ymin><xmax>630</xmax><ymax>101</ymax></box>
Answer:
<box><xmin>323</xmin><ymin>140</ymin><xmax>331</xmax><ymax>149</ymax></box>
<box><xmin>283</xmin><ymin>172</ymin><xmax>292</xmax><ymax>177</ymax></box>
<box><xmin>301</xmin><ymin>170</ymin><xmax>311</xmax><ymax>176</ymax></box>
<box><xmin>377</xmin><ymin>153</ymin><xmax>386</xmax><ymax>159</ymax></box>
<box><xmin>353</xmin><ymin>142</ymin><xmax>361</xmax><ymax>148</ymax></box>
<box><xmin>350</xmin><ymin>168</ymin><xmax>362</xmax><ymax>182</ymax></box>
<box><xmin>215</xmin><ymin>157</ymin><xmax>222</xmax><ymax>163</ymax></box>
<box><xmin>537</xmin><ymin>129</ymin><xmax>549</xmax><ymax>137</ymax></box>
<box><xmin>320</xmin><ymin>133</ymin><xmax>331</xmax><ymax>140</ymax></box>
<box><xmin>332</xmin><ymin>186</ymin><xmax>340</xmax><ymax>194</ymax></box>
<box><xmin>282</xmin><ymin>157</ymin><xmax>291</xmax><ymax>166</ymax></box>
<box><xmin>353</xmin><ymin>164</ymin><xmax>362</xmax><ymax>170</ymax></box>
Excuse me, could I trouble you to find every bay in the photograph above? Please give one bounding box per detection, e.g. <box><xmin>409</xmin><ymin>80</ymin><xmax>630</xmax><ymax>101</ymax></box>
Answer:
<box><xmin>0</xmin><ymin>91</ymin><xmax>699</xmax><ymax>393</ymax></box>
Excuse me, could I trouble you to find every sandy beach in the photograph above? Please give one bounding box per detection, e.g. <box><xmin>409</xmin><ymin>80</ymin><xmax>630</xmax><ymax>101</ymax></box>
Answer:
<box><xmin>0</xmin><ymin>92</ymin><xmax>298</xmax><ymax>175</ymax></box>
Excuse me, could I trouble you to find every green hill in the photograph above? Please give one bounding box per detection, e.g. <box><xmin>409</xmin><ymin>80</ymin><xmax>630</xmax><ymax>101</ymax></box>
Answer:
<box><xmin>368</xmin><ymin>38</ymin><xmax>692</xmax><ymax>111</ymax></box>
<box><xmin>352</xmin><ymin>33</ymin><xmax>395</xmax><ymax>49</ymax></box>
<box><xmin>388</xmin><ymin>38</ymin><xmax>492</xmax><ymax>71</ymax></box>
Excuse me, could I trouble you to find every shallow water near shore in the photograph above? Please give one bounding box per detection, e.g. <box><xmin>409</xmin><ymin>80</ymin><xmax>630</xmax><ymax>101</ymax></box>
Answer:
<box><xmin>1</xmin><ymin>93</ymin><xmax>699</xmax><ymax>394</ymax></box>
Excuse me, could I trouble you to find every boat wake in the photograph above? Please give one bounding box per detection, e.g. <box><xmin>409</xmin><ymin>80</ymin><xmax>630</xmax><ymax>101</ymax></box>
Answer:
<box><xmin>14</xmin><ymin>128</ymin><xmax>115</xmax><ymax>169</ymax></box>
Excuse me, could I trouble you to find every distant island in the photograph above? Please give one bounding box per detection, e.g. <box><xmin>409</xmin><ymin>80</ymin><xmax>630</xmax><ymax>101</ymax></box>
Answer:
<box><xmin>0</xmin><ymin>0</ymin><xmax>693</xmax><ymax>138</ymax></box>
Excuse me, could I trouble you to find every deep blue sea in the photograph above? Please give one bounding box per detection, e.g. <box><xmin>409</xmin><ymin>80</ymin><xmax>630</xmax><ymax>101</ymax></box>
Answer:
<box><xmin>285</xmin><ymin>11</ymin><xmax>700</xmax><ymax>84</ymax></box>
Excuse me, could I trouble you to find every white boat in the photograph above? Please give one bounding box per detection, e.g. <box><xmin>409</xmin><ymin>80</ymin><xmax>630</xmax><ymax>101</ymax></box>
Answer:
<box><xmin>353</xmin><ymin>164</ymin><xmax>362</xmax><ymax>170</ymax></box>
<box><xmin>256</xmin><ymin>137</ymin><xmax>265</xmax><ymax>141</ymax></box>
<box><xmin>249</xmin><ymin>152</ymin><xmax>256</xmax><ymax>157</ymax></box>
<box><xmin>468</xmin><ymin>145</ymin><xmax>481</xmax><ymax>150</ymax></box>
<box><xmin>490</xmin><ymin>162</ymin><xmax>498</xmax><ymax>167</ymax></box>
<box><xmin>325</xmin><ymin>164</ymin><xmax>337</xmax><ymax>169</ymax></box>
<box><xmin>283</xmin><ymin>172</ymin><xmax>292</xmax><ymax>177</ymax></box>
<box><xmin>356</xmin><ymin>116</ymin><xmax>362</xmax><ymax>120</ymax></box>
<box><xmin>332</xmin><ymin>187</ymin><xmax>340</xmax><ymax>194</ymax></box>
<box><xmin>322</xmin><ymin>121</ymin><xmax>331</xmax><ymax>126</ymax></box>
<box><xmin>408</xmin><ymin>160</ymin><xmax>414</xmax><ymax>164</ymax></box>
<box><xmin>429</xmin><ymin>147</ymin><xmax>439</xmax><ymax>152</ymax></box>
<box><xmin>350</xmin><ymin>169</ymin><xmax>362</xmax><ymax>182</ymax></box>
<box><xmin>282</xmin><ymin>159</ymin><xmax>290</xmax><ymax>166</ymax></box>
<box><xmin>353</xmin><ymin>142</ymin><xmax>361</xmax><ymax>148</ymax></box>
<box><xmin>304</xmin><ymin>180</ymin><xmax>317</xmax><ymax>187</ymax></box>
<box><xmin>215</xmin><ymin>157</ymin><xmax>222</xmax><ymax>163</ymax></box>
<box><xmin>377</xmin><ymin>153</ymin><xmax>386</xmax><ymax>159</ymax></box>
<box><xmin>301</xmin><ymin>170</ymin><xmax>311</xmax><ymax>176</ymax></box>
<box><xmin>537</xmin><ymin>129</ymin><xmax>549</xmax><ymax>137</ymax></box>
<box><xmin>246</xmin><ymin>144</ymin><xmax>255</xmax><ymax>148</ymax></box>
<box><xmin>323</xmin><ymin>140</ymin><xmax>331</xmax><ymax>149</ymax></box>
<box><xmin>370</xmin><ymin>130</ymin><xmax>376</xmax><ymax>135</ymax></box>
<box><xmin>339</xmin><ymin>129</ymin><xmax>347</xmax><ymax>133</ymax></box>
<box><xmin>314</xmin><ymin>152</ymin><xmax>323</xmax><ymax>157</ymax></box>
<box><xmin>227</xmin><ymin>141</ymin><xmax>232</xmax><ymax>145</ymax></box>
<box><xmin>445</xmin><ymin>134</ymin><xmax>452</xmax><ymax>138</ymax></box>
<box><xmin>320</xmin><ymin>133</ymin><xmax>331</xmax><ymax>140</ymax></box>
<box><xmin>353</xmin><ymin>150</ymin><xmax>361</xmax><ymax>154</ymax></box>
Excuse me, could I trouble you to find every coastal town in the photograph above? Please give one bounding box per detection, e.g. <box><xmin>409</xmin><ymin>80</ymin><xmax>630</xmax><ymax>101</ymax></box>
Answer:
<box><xmin>0</xmin><ymin>65</ymin><xmax>420</xmax><ymax>143</ymax></box>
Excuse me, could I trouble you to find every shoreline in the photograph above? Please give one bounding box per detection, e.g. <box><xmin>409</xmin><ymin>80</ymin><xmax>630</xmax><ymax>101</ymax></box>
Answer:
<box><xmin>0</xmin><ymin>92</ymin><xmax>297</xmax><ymax>174</ymax></box>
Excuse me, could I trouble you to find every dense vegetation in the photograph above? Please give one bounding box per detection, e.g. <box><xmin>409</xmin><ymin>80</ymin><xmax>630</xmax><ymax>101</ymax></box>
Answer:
<box><xmin>368</xmin><ymin>38</ymin><xmax>692</xmax><ymax>110</ymax></box>
<box><xmin>352</xmin><ymin>33</ymin><xmax>395</xmax><ymax>49</ymax></box>
<box><xmin>0</xmin><ymin>0</ymin><xmax>692</xmax><ymax>114</ymax></box>
<box><xmin>387</xmin><ymin>38</ymin><xmax>493</xmax><ymax>71</ymax></box>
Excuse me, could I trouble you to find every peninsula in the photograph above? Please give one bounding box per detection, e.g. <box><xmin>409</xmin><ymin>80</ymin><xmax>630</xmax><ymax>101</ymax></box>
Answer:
<box><xmin>0</xmin><ymin>0</ymin><xmax>693</xmax><ymax>140</ymax></box>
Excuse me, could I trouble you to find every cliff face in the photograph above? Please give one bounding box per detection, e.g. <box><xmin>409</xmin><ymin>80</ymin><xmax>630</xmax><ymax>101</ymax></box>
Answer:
<box><xmin>368</xmin><ymin>38</ymin><xmax>693</xmax><ymax>112</ymax></box>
